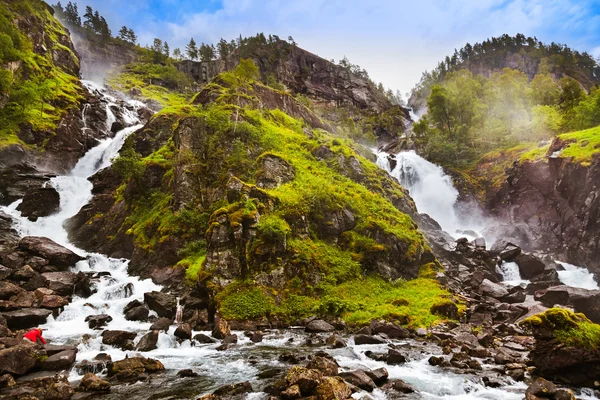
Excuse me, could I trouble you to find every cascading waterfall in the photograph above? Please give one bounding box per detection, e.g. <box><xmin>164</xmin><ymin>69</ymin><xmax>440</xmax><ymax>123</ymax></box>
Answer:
<box><xmin>556</xmin><ymin>261</ymin><xmax>599</xmax><ymax>290</ymax></box>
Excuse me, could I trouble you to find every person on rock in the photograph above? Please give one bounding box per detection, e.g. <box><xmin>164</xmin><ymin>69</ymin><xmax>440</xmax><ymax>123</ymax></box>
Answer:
<box><xmin>23</xmin><ymin>328</ymin><xmax>47</xmax><ymax>345</ymax></box>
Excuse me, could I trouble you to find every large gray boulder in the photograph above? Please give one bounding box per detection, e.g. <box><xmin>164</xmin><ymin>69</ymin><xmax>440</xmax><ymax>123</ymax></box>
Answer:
<box><xmin>2</xmin><ymin>308</ymin><xmax>52</xmax><ymax>330</ymax></box>
<box><xmin>0</xmin><ymin>344</ymin><xmax>45</xmax><ymax>375</ymax></box>
<box><xmin>19</xmin><ymin>236</ymin><xmax>84</xmax><ymax>268</ymax></box>
<box><xmin>42</xmin><ymin>349</ymin><xmax>77</xmax><ymax>371</ymax></box>
<box><xmin>16</xmin><ymin>187</ymin><xmax>60</xmax><ymax>221</ymax></box>
<box><xmin>136</xmin><ymin>331</ymin><xmax>159</xmax><ymax>352</ymax></box>
<box><xmin>144</xmin><ymin>291</ymin><xmax>177</xmax><ymax>318</ymax></box>
<box><xmin>478</xmin><ymin>279</ymin><xmax>509</xmax><ymax>299</ymax></box>
<box><xmin>305</xmin><ymin>319</ymin><xmax>335</xmax><ymax>333</ymax></box>
<box><xmin>515</xmin><ymin>254</ymin><xmax>546</xmax><ymax>279</ymax></box>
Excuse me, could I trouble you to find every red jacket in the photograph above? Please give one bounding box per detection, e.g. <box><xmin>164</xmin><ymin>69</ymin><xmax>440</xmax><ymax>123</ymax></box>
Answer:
<box><xmin>23</xmin><ymin>329</ymin><xmax>46</xmax><ymax>344</ymax></box>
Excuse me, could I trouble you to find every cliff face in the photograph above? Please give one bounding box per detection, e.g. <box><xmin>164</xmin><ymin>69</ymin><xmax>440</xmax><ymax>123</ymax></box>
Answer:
<box><xmin>480</xmin><ymin>135</ymin><xmax>600</xmax><ymax>273</ymax></box>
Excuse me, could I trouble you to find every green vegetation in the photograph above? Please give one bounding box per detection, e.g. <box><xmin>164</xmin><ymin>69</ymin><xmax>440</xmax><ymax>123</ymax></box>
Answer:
<box><xmin>557</xmin><ymin>126</ymin><xmax>600</xmax><ymax>166</ymax></box>
<box><xmin>107</xmin><ymin>60</ymin><xmax>454</xmax><ymax>327</ymax></box>
<box><xmin>0</xmin><ymin>0</ymin><xmax>84</xmax><ymax>148</ymax></box>
<box><xmin>522</xmin><ymin>308</ymin><xmax>600</xmax><ymax>349</ymax></box>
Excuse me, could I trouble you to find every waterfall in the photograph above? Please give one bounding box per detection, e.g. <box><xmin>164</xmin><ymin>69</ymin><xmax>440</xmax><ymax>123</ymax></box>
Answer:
<box><xmin>175</xmin><ymin>297</ymin><xmax>184</xmax><ymax>325</ymax></box>
<box><xmin>496</xmin><ymin>261</ymin><xmax>528</xmax><ymax>287</ymax></box>
<box><xmin>556</xmin><ymin>261</ymin><xmax>599</xmax><ymax>290</ymax></box>
<box><xmin>376</xmin><ymin>150</ymin><xmax>485</xmax><ymax>238</ymax></box>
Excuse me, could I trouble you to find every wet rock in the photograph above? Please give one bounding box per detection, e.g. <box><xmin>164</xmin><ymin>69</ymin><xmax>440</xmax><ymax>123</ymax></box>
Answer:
<box><xmin>306</xmin><ymin>355</ymin><xmax>338</xmax><ymax>376</ymax></box>
<box><xmin>503</xmin><ymin>290</ymin><xmax>526</xmax><ymax>304</ymax></box>
<box><xmin>0</xmin><ymin>281</ymin><xmax>24</xmax><ymax>300</ymax></box>
<box><xmin>525</xmin><ymin>378</ymin><xmax>556</xmax><ymax>398</ymax></box>
<box><xmin>77</xmin><ymin>372</ymin><xmax>110</xmax><ymax>392</ymax></box>
<box><xmin>144</xmin><ymin>291</ymin><xmax>177</xmax><ymax>318</ymax></box>
<box><xmin>108</xmin><ymin>356</ymin><xmax>164</xmax><ymax>381</ymax></box>
<box><xmin>496</xmin><ymin>242</ymin><xmax>521</xmax><ymax>261</ymax></box>
<box><xmin>193</xmin><ymin>333</ymin><xmax>217</xmax><ymax>344</ymax></box>
<box><xmin>371</xmin><ymin>321</ymin><xmax>410</xmax><ymax>339</ymax></box>
<box><xmin>494</xmin><ymin>348</ymin><xmax>519</xmax><ymax>365</ymax></box>
<box><xmin>213</xmin><ymin>381</ymin><xmax>253</xmax><ymax>397</ymax></box>
<box><xmin>19</xmin><ymin>236</ymin><xmax>84</xmax><ymax>268</ymax></box>
<box><xmin>340</xmin><ymin>370</ymin><xmax>376</xmax><ymax>392</ymax></box>
<box><xmin>515</xmin><ymin>254</ymin><xmax>546</xmax><ymax>279</ymax></box>
<box><xmin>381</xmin><ymin>379</ymin><xmax>415</xmax><ymax>394</ymax></box>
<box><xmin>281</xmin><ymin>384</ymin><xmax>302</xmax><ymax>399</ymax></box>
<box><xmin>386</xmin><ymin>349</ymin><xmax>407</xmax><ymax>365</ymax></box>
<box><xmin>45</xmin><ymin>378</ymin><xmax>75</xmax><ymax>400</ymax></box>
<box><xmin>16</xmin><ymin>187</ymin><xmax>60</xmax><ymax>221</ymax></box>
<box><xmin>101</xmin><ymin>330</ymin><xmax>137</xmax><ymax>349</ymax></box>
<box><xmin>286</xmin><ymin>366</ymin><xmax>323</xmax><ymax>395</ymax></box>
<box><xmin>149</xmin><ymin>317</ymin><xmax>172</xmax><ymax>332</ymax></box>
<box><xmin>428</xmin><ymin>356</ymin><xmax>444</xmax><ymax>366</ymax></box>
<box><xmin>136</xmin><ymin>330</ymin><xmax>159</xmax><ymax>352</ymax></box>
<box><xmin>305</xmin><ymin>319</ymin><xmax>335</xmax><ymax>333</ymax></box>
<box><xmin>364</xmin><ymin>367</ymin><xmax>388</xmax><ymax>386</ymax></box>
<box><xmin>42</xmin><ymin>349</ymin><xmax>77</xmax><ymax>371</ymax></box>
<box><xmin>315</xmin><ymin>376</ymin><xmax>352</xmax><ymax>400</ymax></box>
<box><xmin>326</xmin><ymin>334</ymin><xmax>346</xmax><ymax>348</ymax></box>
<box><xmin>212</xmin><ymin>318</ymin><xmax>231</xmax><ymax>339</ymax></box>
<box><xmin>2</xmin><ymin>308</ymin><xmax>52</xmax><ymax>330</ymax></box>
<box><xmin>0</xmin><ymin>344</ymin><xmax>45</xmax><ymax>375</ymax></box>
<box><xmin>249</xmin><ymin>331</ymin><xmax>263</xmax><ymax>343</ymax></box>
<box><xmin>0</xmin><ymin>373</ymin><xmax>15</xmax><ymax>388</ymax></box>
<box><xmin>354</xmin><ymin>334</ymin><xmax>386</xmax><ymax>345</ymax></box>
<box><xmin>75</xmin><ymin>354</ymin><xmax>113</xmax><ymax>375</ymax></box>
<box><xmin>85</xmin><ymin>314</ymin><xmax>113</xmax><ymax>329</ymax></box>
<box><xmin>125</xmin><ymin>305</ymin><xmax>149</xmax><ymax>321</ymax></box>
<box><xmin>506</xmin><ymin>368</ymin><xmax>525</xmax><ymax>381</ymax></box>
<box><xmin>42</xmin><ymin>271</ymin><xmax>78</xmax><ymax>296</ymax></box>
<box><xmin>174</xmin><ymin>323</ymin><xmax>192</xmax><ymax>340</ymax></box>
<box><xmin>177</xmin><ymin>369</ymin><xmax>198</xmax><ymax>377</ymax></box>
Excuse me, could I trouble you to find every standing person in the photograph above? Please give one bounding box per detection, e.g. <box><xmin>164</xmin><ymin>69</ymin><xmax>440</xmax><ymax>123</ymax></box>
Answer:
<box><xmin>23</xmin><ymin>328</ymin><xmax>47</xmax><ymax>345</ymax></box>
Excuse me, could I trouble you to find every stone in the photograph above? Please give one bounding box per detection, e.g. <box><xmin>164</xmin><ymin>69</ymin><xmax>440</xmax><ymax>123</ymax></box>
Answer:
<box><xmin>354</xmin><ymin>334</ymin><xmax>386</xmax><ymax>345</ymax></box>
<box><xmin>339</xmin><ymin>369</ymin><xmax>376</xmax><ymax>391</ymax></box>
<box><xmin>479</xmin><ymin>279</ymin><xmax>510</xmax><ymax>299</ymax></box>
<box><xmin>149</xmin><ymin>317</ymin><xmax>172</xmax><ymax>331</ymax></box>
<box><xmin>2</xmin><ymin>308</ymin><xmax>52</xmax><ymax>330</ymax></box>
<box><xmin>281</xmin><ymin>384</ymin><xmax>302</xmax><ymax>400</ymax></box>
<box><xmin>381</xmin><ymin>379</ymin><xmax>415</xmax><ymax>394</ymax></box>
<box><xmin>16</xmin><ymin>187</ymin><xmax>60</xmax><ymax>221</ymax></box>
<box><xmin>108</xmin><ymin>356</ymin><xmax>164</xmax><ymax>381</ymax></box>
<box><xmin>19</xmin><ymin>236</ymin><xmax>84</xmax><ymax>268</ymax></box>
<box><xmin>515</xmin><ymin>254</ymin><xmax>546</xmax><ymax>279</ymax></box>
<box><xmin>45</xmin><ymin>379</ymin><xmax>75</xmax><ymax>400</ymax></box>
<box><xmin>44</xmin><ymin>344</ymin><xmax>78</xmax><ymax>357</ymax></box>
<box><xmin>305</xmin><ymin>319</ymin><xmax>335</xmax><ymax>333</ymax></box>
<box><xmin>0</xmin><ymin>373</ymin><xmax>15</xmax><ymax>388</ymax></box>
<box><xmin>101</xmin><ymin>330</ymin><xmax>137</xmax><ymax>349</ymax></box>
<box><xmin>430</xmin><ymin>301</ymin><xmax>460</xmax><ymax>319</ymax></box>
<box><xmin>314</xmin><ymin>376</ymin><xmax>352</xmax><ymax>400</ymax></box>
<box><xmin>0</xmin><ymin>344</ymin><xmax>45</xmax><ymax>375</ymax></box>
<box><xmin>497</xmin><ymin>243</ymin><xmax>522</xmax><ymax>261</ymax></box>
<box><xmin>371</xmin><ymin>321</ymin><xmax>410</xmax><ymax>339</ymax></box>
<box><xmin>174</xmin><ymin>323</ymin><xmax>192</xmax><ymax>340</ymax></box>
<box><xmin>42</xmin><ymin>271</ymin><xmax>78</xmax><ymax>296</ymax></box>
<box><xmin>42</xmin><ymin>349</ymin><xmax>77</xmax><ymax>370</ymax></box>
<box><xmin>0</xmin><ymin>281</ymin><xmax>24</xmax><ymax>300</ymax></box>
<box><xmin>222</xmin><ymin>334</ymin><xmax>238</xmax><ymax>345</ymax></box>
<box><xmin>85</xmin><ymin>314</ymin><xmax>113</xmax><ymax>329</ymax></box>
<box><xmin>326</xmin><ymin>334</ymin><xmax>346</xmax><ymax>348</ymax></box>
<box><xmin>525</xmin><ymin>378</ymin><xmax>556</xmax><ymax>398</ymax></box>
<box><xmin>213</xmin><ymin>381</ymin><xmax>253</xmax><ymax>397</ymax></box>
<box><xmin>364</xmin><ymin>367</ymin><xmax>388</xmax><ymax>386</ymax></box>
<box><xmin>193</xmin><ymin>333</ymin><xmax>217</xmax><ymax>344</ymax></box>
<box><xmin>136</xmin><ymin>330</ymin><xmax>159</xmax><ymax>352</ymax></box>
<box><xmin>286</xmin><ymin>366</ymin><xmax>323</xmax><ymax>395</ymax></box>
<box><xmin>177</xmin><ymin>369</ymin><xmax>198</xmax><ymax>377</ymax></box>
<box><xmin>125</xmin><ymin>306</ymin><xmax>149</xmax><ymax>321</ymax></box>
<box><xmin>250</xmin><ymin>331</ymin><xmax>263</xmax><ymax>343</ymax></box>
<box><xmin>256</xmin><ymin>155</ymin><xmax>296</xmax><ymax>189</ymax></box>
<box><xmin>428</xmin><ymin>356</ymin><xmax>444</xmax><ymax>366</ymax></box>
<box><xmin>386</xmin><ymin>349</ymin><xmax>407</xmax><ymax>365</ymax></box>
<box><xmin>212</xmin><ymin>318</ymin><xmax>231</xmax><ymax>339</ymax></box>
<box><xmin>40</xmin><ymin>294</ymin><xmax>68</xmax><ymax>309</ymax></box>
<box><xmin>144</xmin><ymin>291</ymin><xmax>177</xmax><ymax>318</ymax></box>
<box><xmin>77</xmin><ymin>372</ymin><xmax>110</xmax><ymax>392</ymax></box>
<box><xmin>306</xmin><ymin>355</ymin><xmax>338</xmax><ymax>376</ymax></box>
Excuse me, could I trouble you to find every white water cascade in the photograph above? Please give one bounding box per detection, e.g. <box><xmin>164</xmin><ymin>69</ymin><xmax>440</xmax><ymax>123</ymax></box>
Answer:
<box><xmin>556</xmin><ymin>261</ymin><xmax>599</xmax><ymax>290</ymax></box>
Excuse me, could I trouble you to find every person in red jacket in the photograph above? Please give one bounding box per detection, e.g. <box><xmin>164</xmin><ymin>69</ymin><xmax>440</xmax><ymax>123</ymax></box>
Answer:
<box><xmin>23</xmin><ymin>328</ymin><xmax>46</xmax><ymax>345</ymax></box>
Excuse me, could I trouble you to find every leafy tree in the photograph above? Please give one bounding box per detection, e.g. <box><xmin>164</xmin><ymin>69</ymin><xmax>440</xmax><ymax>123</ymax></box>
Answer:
<box><xmin>233</xmin><ymin>58</ymin><xmax>259</xmax><ymax>82</ymax></box>
<box><xmin>163</xmin><ymin>41</ymin><xmax>170</xmax><ymax>57</ymax></box>
<box><xmin>173</xmin><ymin>48</ymin><xmax>182</xmax><ymax>60</ymax></box>
<box><xmin>9</xmin><ymin>80</ymin><xmax>39</xmax><ymax>113</ymax></box>
<box><xmin>186</xmin><ymin>38</ymin><xmax>198</xmax><ymax>60</ymax></box>
<box><xmin>530</xmin><ymin>74</ymin><xmax>561</xmax><ymax>105</ymax></box>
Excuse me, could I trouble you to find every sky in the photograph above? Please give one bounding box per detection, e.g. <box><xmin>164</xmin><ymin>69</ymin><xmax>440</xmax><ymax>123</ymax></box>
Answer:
<box><xmin>60</xmin><ymin>0</ymin><xmax>600</xmax><ymax>97</ymax></box>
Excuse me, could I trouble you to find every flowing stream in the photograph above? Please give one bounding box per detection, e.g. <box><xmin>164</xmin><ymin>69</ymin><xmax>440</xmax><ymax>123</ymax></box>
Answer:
<box><xmin>0</xmin><ymin>83</ymin><xmax>596</xmax><ymax>398</ymax></box>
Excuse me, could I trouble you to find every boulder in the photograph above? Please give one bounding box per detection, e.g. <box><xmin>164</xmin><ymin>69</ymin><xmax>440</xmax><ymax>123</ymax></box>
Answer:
<box><xmin>249</xmin><ymin>331</ymin><xmax>263</xmax><ymax>343</ymax></box>
<box><xmin>364</xmin><ymin>367</ymin><xmax>388</xmax><ymax>386</ymax></box>
<box><xmin>144</xmin><ymin>291</ymin><xmax>177</xmax><ymax>318</ymax></box>
<box><xmin>306</xmin><ymin>355</ymin><xmax>338</xmax><ymax>376</ymax></box>
<box><xmin>177</xmin><ymin>369</ymin><xmax>198</xmax><ymax>378</ymax></box>
<box><xmin>77</xmin><ymin>372</ymin><xmax>110</xmax><ymax>392</ymax></box>
<box><xmin>174</xmin><ymin>323</ymin><xmax>192</xmax><ymax>340</ymax></box>
<box><xmin>40</xmin><ymin>294</ymin><xmax>68</xmax><ymax>309</ymax></box>
<box><xmin>136</xmin><ymin>330</ymin><xmax>159</xmax><ymax>352</ymax></box>
<box><xmin>572</xmin><ymin>291</ymin><xmax>600</xmax><ymax>323</ymax></box>
<box><xmin>212</xmin><ymin>318</ymin><xmax>231</xmax><ymax>339</ymax></box>
<box><xmin>371</xmin><ymin>321</ymin><xmax>410</xmax><ymax>338</ymax></box>
<box><xmin>430</xmin><ymin>301</ymin><xmax>460</xmax><ymax>319</ymax></box>
<box><xmin>0</xmin><ymin>344</ymin><xmax>45</xmax><ymax>375</ymax></box>
<box><xmin>387</xmin><ymin>349</ymin><xmax>407</xmax><ymax>365</ymax></box>
<box><xmin>85</xmin><ymin>314</ymin><xmax>113</xmax><ymax>329</ymax></box>
<box><xmin>193</xmin><ymin>333</ymin><xmax>217</xmax><ymax>344</ymax></box>
<box><xmin>525</xmin><ymin>378</ymin><xmax>556</xmax><ymax>398</ymax></box>
<box><xmin>339</xmin><ymin>369</ymin><xmax>376</xmax><ymax>391</ymax></box>
<box><xmin>42</xmin><ymin>271</ymin><xmax>77</xmax><ymax>296</ymax></box>
<box><xmin>314</xmin><ymin>376</ymin><xmax>352</xmax><ymax>400</ymax></box>
<box><xmin>478</xmin><ymin>279</ymin><xmax>509</xmax><ymax>299</ymax></box>
<box><xmin>42</xmin><ymin>349</ymin><xmax>77</xmax><ymax>371</ymax></box>
<box><xmin>125</xmin><ymin>306</ymin><xmax>149</xmax><ymax>321</ymax></box>
<box><xmin>45</xmin><ymin>378</ymin><xmax>75</xmax><ymax>400</ymax></box>
<box><xmin>515</xmin><ymin>254</ymin><xmax>546</xmax><ymax>279</ymax></box>
<box><xmin>44</xmin><ymin>344</ymin><xmax>78</xmax><ymax>357</ymax></box>
<box><xmin>381</xmin><ymin>379</ymin><xmax>415</xmax><ymax>394</ymax></box>
<box><xmin>19</xmin><ymin>236</ymin><xmax>83</xmax><ymax>268</ymax></box>
<box><xmin>286</xmin><ymin>366</ymin><xmax>323</xmax><ymax>395</ymax></box>
<box><xmin>213</xmin><ymin>381</ymin><xmax>253</xmax><ymax>397</ymax></box>
<box><xmin>149</xmin><ymin>317</ymin><xmax>172</xmax><ymax>331</ymax></box>
<box><xmin>325</xmin><ymin>334</ymin><xmax>346</xmax><ymax>348</ymax></box>
<box><xmin>0</xmin><ymin>281</ymin><xmax>24</xmax><ymax>300</ymax></box>
<box><xmin>354</xmin><ymin>334</ymin><xmax>386</xmax><ymax>345</ymax></box>
<box><xmin>16</xmin><ymin>187</ymin><xmax>60</xmax><ymax>221</ymax></box>
<box><xmin>222</xmin><ymin>334</ymin><xmax>238</xmax><ymax>345</ymax></box>
<box><xmin>305</xmin><ymin>319</ymin><xmax>335</xmax><ymax>333</ymax></box>
<box><xmin>2</xmin><ymin>308</ymin><xmax>52</xmax><ymax>330</ymax></box>
<box><xmin>108</xmin><ymin>356</ymin><xmax>164</xmax><ymax>380</ymax></box>
<box><xmin>101</xmin><ymin>330</ymin><xmax>137</xmax><ymax>349</ymax></box>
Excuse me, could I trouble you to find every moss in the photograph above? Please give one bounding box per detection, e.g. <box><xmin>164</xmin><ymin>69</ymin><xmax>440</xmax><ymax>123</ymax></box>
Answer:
<box><xmin>522</xmin><ymin>307</ymin><xmax>600</xmax><ymax>348</ymax></box>
<box><xmin>557</xmin><ymin>125</ymin><xmax>600</xmax><ymax>166</ymax></box>
<box><xmin>217</xmin><ymin>281</ymin><xmax>275</xmax><ymax>320</ymax></box>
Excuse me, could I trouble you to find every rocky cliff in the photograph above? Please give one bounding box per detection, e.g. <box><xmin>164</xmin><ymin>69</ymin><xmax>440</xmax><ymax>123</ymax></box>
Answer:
<box><xmin>471</xmin><ymin>129</ymin><xmax>600</xmax><ymax>274</ymax></box>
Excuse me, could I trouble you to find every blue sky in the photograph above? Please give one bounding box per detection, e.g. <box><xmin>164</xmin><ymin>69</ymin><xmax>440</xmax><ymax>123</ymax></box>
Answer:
<box><xmin>63</xmin><ymin>0</ymin><xmax>600</xmax><ymax>96</ymax></box>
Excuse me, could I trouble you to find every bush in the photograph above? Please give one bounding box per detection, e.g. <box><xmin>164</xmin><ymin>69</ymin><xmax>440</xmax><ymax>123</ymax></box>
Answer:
<box><xmin>257</xmin><ymin>214</ymin><xmax>290</xmax><ymax>243</ymax></box>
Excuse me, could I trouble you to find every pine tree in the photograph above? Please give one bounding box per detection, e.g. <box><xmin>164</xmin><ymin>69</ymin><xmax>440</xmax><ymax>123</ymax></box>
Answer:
<box><xmin>163</xmin><ymin>41</ymin><xmax>170</xmax><ymax>57</ymax></box>
<box><xmin>99</xmin><ymin>16</ymin><xmax>111</xmax><ymax>41</ymax></box>
<box><xmin>127</xmin><ymin>29</ymin><xmax>136</xmax><ymax>44</ymax></box>
<box><xmin>186</xmin><ymin>38</ymin><xmax>198</xmax><ymax>60</ymax></box>
<box><xmin>83</xmin><ymin>6</ymin><xmax>94</xmax><ymax>30</ymax></box>
<box><xmin>118</xmin><ymin>26</ymin><xmax>129</xmax><ymax>41</ymax></box>
<box><xmin>173</xmin><ymin>48</ymin><xmax>182</xmax><ymax>61</ymax></box>
<box><xmin>63</xmin><ymin>2</ymin><xmax>80</xmax><ymax>26</ymax></box>
<box><xmin>152</xmin><ymin>38</ymin><xmax>163</xmax><ymax>53</ymax></box>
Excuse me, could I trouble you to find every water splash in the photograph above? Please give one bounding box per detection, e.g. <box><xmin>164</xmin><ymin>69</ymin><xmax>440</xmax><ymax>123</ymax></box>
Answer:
<box><xmin>556</xmin><ymin>261</ymin><xmax>599</xmax><ymax>290</ymax></box>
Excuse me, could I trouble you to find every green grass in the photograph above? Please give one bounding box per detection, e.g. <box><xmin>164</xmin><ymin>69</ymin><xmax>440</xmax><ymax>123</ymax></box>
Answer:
<box><xmin>557</xmin><ymin>125</ymin><xmax>600</xmax><ymax>166</ymax></box>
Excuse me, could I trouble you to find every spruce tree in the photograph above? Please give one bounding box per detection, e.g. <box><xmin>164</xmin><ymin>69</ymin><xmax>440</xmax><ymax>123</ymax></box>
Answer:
<box><xmin>186</xmin><ymin>38</ymin><xmax>198</xmax><ymax>60</ymax></box>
